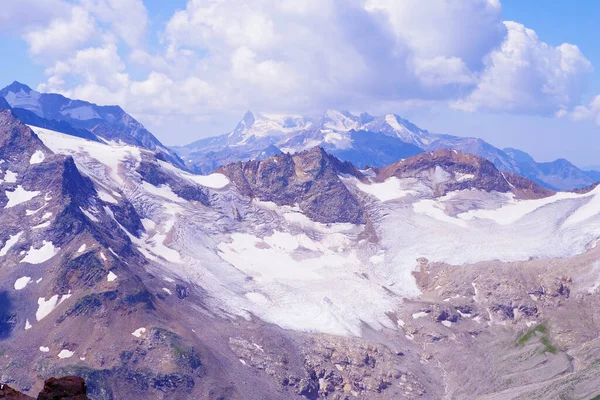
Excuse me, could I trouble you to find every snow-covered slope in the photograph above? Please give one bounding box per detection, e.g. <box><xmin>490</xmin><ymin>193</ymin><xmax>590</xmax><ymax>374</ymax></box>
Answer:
<box><xmin>28</xmin><ymin>125</ymin><xmax>600</xmax><ymax>336</ymax></box>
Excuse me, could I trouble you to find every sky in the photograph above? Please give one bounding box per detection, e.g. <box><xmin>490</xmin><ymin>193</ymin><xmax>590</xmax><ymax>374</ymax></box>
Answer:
<box><xmin>1</xmin><ymin>0</ymin><xmax>599</xmax><ymax>168</ymax></box>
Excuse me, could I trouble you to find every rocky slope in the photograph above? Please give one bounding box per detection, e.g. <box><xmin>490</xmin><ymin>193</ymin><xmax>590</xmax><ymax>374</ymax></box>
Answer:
<box><xmin>217</xmin><ymin>147</ymin><xmax>366</xmax><ymax>224</ymax></box>
<box><xmin>2</xmin><ymin>106</ymin><xmax>600</xmax><ymax>399</ymax></box>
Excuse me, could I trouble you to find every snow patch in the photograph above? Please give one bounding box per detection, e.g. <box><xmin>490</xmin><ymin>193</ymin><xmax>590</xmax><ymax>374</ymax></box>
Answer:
<box><xmin>77</xmin><ymin>244</ymin><xmax>87</xmax><ymax>253</ymax></box>
<box><xmin>4</xmin><ymin>170</ymin><xmax>17</xmax><ymax>183</ymax></box>
<box><xmin>98</xmin><ymin>190</ymin><xmax>118</xmax><ymax>204</ymax></box>
<box><xmin>25</xmin><ymin>319</ymin><xmax>32</xmax><ymax>330</ymax></box>
<box><xmin>158</xmin><ymin>161</ymin><xmax>230</xmax><ymax>189</ymax></box>
<box><xmin>36</xmin><ymin>295</ymin><xmax>60</xmax><ymax>321</ymax></box>
<box><xmin>132</xmin><ymin>327</ymin><xmax>146</xmax><ymax>337</ymax></box>
<box><xmin>21</xmin><ymin>241</ymin><xmax>58</xmax><ymax>264</ymax></box>
<box><xmin>354</xmin><ymin>177</ymin><xmax>417</xmax><ymax>202</ymax></box>
<box><xmin>58</xmin><ymin>349</ymin><xmax>74</xmax><ymax>359</ymax></box>
<box><xmin>5</xmin><ymin>185</ymin><xmax>40</xmax><ymax>208</ymax></box>
<box><xmin>107</xmin><ymin>271</ymin><xmax>117</xmax><ymax>282</ymax></box>
<box><xmin>32</xmin><ymin>220</ymin><xmax>51</xmax><ymax>230</ymax></box>
<box><xmin>0</xmin><ymin>232</ymin><xmax>23</xmax><ymax>257</ymax></box>
<box><xmin>39</xmin><ymin>346</ymin><xmax>50</xmax><ymax>353</ymax></box>
<box><xmin>14</xmin><ymin>276</ymin><xmax>31</xmax><ymax>290</ymax></box>
<box><xmin>29</xmin><ymin>150</ymin><xmax>45</xmax><ymax>165</ymax></box>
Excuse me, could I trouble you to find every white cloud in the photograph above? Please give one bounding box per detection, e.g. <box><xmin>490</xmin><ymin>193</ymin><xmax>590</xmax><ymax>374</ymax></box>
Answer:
<box><xmin>81</xmin><ymin>0</ymin><xmax>148</xmax><ymax>47</ymax></box>
<box><xmin>558</xmin><ymin>95</ymin><xmax>600</xmax><ymax>125</ymax></box>
<box><xmin>39</xmin><ymin>42</ymin><xmax>129</xmax><ymax>105</ymax></box>
<box><xmin>452</xmin><ymin>22</ymin><xmax>593</xmax><ymax>113</ymax></box>
<box><xmin>0</xmin><ymin>0</ymin><xmax>70</xmax><ymax>33</ymax></box>
<box><xmin>24</xmin><ymin>6</ymin><xmax>96</xmax><ymax>56</ymax></box>
<box><xmin>365</xmin><ymin>0</ymin><xmax>506</xmax><ymax>70</ymax></box>
<box><xmin>20</xmin><ymin>0</ymin><xmax>596</xmax><ymax>142</ymax></box>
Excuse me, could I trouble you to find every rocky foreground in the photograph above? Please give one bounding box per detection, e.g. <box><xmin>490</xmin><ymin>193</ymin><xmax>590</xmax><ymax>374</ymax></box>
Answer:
<box><xmin>0</xmin><ymin>376</ymin><xmax>89</xmax><ymax>400</ymax></box>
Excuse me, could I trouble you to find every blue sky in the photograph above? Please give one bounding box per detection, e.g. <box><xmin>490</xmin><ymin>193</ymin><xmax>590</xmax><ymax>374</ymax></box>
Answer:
<box><xmin>1</xmin><ymin>0</ymin><xmax>599</xmax><ymax>168</ymax></box>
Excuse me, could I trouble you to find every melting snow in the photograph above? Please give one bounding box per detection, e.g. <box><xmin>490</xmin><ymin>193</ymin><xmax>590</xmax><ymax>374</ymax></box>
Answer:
<box><xmin>354</xmin><ymin>177</ymin><xmax>417</xmax><ymax>202</ymax></box>
<box><xmin>21</xmin><ymin>241</ymin><xmax>58</xmax><ymax>264</ymax></box>
<box><xmin>98</xmin><ymin>190</ymin><xmax>118</xmax><ymax>204</ymax></box>
<box><xmin>107</xmin><ymin>271</ymin><xmax>117</xmax><ymax>282</ymax></box>
<box><xmin>455</xmin><ymin>172</ymin><xmax>475</xmax><ymax>182</ymax></box>
<box><xmin>29</xmin><ymin>150</ymin><xmax>45</xmax><ymax>165</ymax></box>
<box><xmin>14</xmin><ymin>276</ymin><xmax>31</xmax><ymax>290</ymax></box>
<box><xmin>4</xmin><ymin>170</ymin><xmax>17</xmax><ymax>183</ymax></box>
<box><xmin>0</xmin><ymin>232</ymin><xmax>23</xmax><ymax>257</ymax></box>
<box><xmin>80</xmin><ymin>207</ymin><xmax>99</xmax><ymax>222</ymax></box>
<box><xmin>132</xmin><ymin>327</ymin><xmax>146</xmax><ymax>337</ymax></box>
<box><xmin>158</xmin><ymin>161</ymin><xmax>230</xmax><ymax>189</ymax></box>
<box><xmin>32</xmin><ymin>220</ymin><xmax>51</xmax><ymax>230</ymax></box>
<box><xmin>5</xmin><ymin>185</ymin><xmax>40</xmax><ymax>208</ymax></box>
<box><xmin>36</xmin><ymin>295</ymin><xmax>60</xmax><ymax>321</ymax></box>
<box><xmin>58</xmin><ymin>349</ymin><xmax>74</xmax><ymax>359</ymax></box>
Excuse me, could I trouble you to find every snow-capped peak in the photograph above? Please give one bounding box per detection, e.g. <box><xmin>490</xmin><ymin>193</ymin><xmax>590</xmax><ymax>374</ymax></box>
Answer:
<box><xmin>230</xmin><ymin>111</ymin><xmax>313</xmax><ymax>143</ymax></box>
<box><xmin>321</xmin><ymin>110</ymin><xmax>360</xmax><ymax>132</ymax></box>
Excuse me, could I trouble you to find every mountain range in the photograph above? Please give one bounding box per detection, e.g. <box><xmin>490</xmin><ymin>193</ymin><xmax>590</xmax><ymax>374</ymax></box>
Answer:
<box><xmin>174</xmin><ymin>110</ymin><xmax>600</xmax><ymax>191</ymax></box>
<box><xmin>2</xmin><ymin>83</ymin><xmax>600</xmax><ymax>399</ymax></box>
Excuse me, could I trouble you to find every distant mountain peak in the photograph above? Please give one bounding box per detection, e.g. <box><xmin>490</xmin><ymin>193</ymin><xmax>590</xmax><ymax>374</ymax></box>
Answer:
<box><xmin>1</xmin><ymin>81</ymin><xmax>34</xmax><ymax>94</ymax></box>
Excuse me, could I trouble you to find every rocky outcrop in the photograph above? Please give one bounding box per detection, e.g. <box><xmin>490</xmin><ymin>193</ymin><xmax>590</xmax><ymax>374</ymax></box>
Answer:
<box><xmin>218</xmin><ymin>147</ymin><xmax>366</xmax><ymax>224</ymax></box>
<box><xmin>377</xmin><ymin>148</ymin><xmax>554</xmax><ymax>198</ymax></box>
<box><xmin>0</xmin><ymin>377</ymin><xmax>89</xmax><ymax>400</ymax></box>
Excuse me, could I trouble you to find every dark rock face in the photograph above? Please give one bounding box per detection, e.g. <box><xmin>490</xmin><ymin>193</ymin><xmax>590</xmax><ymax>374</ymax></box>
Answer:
<box><xmin>0</xmin><ymin>377</ymin><xmax>89</xmax><ymax>400</ymax></box>
<box><xmin>0</xmin><ymin>384</ymin><xmax>34</xmax><ymax>399</ymax></box>
<box><xmin>37</xmin><ymin>377</ymin><xmax>89</xmax><ymax>400</ymax></box>
<box><xmin>377</xmin><ymin>148</ymin><xmax>554</xmax><ymax>199</ymax></box>
<box><xmin>218</xmin><ymin>147</ymin><xmax>366</xmax><ymax>224</ymax></box>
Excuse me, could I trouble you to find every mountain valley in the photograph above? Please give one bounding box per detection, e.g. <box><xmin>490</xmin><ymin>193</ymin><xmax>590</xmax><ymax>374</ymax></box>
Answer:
<box><xmin>0</xmin><ymin>85</ymin><xmax>600</xmax><ymax>399</ymax></box>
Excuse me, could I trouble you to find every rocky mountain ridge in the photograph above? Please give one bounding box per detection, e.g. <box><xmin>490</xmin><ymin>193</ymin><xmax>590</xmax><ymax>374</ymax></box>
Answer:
<box><xmin>0</xmin><ymin>82</ymin><xmax>184</xmax><ymax>169</ymax></box>
<box><xmin>175</xmin><ymin>110</ymin><xmax>599</xmax><ymax>191</ymax></box>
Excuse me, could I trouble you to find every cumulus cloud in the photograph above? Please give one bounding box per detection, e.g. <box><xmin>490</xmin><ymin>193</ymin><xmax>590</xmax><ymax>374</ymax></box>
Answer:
<box><xmin>24</xmin><ymin>6</ymin><xmax>96</xmax><ymax>56</ymax></box>
<box><xmin>12</xmin><ymin>0</ymin><xmax>596</xmax><ymax>140</ymax></box>
<box><xmin>81</xmin><ymin>0</ymin><xmax>148</xmax><ymax>47</ymax></box>
<box><xmin>0</xmin><ymin>0</ymin><xmax>70</xmax><ymax>33</ymax></box>
<box><xmin>557</xmin><ymin>95</ymin><xmax>600</xmax><ymax>125</ymax></box>
<box><xmin>452</xmin><ymin>22</ymin><xmax>593</xmax><ymax>113</ymax></box>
